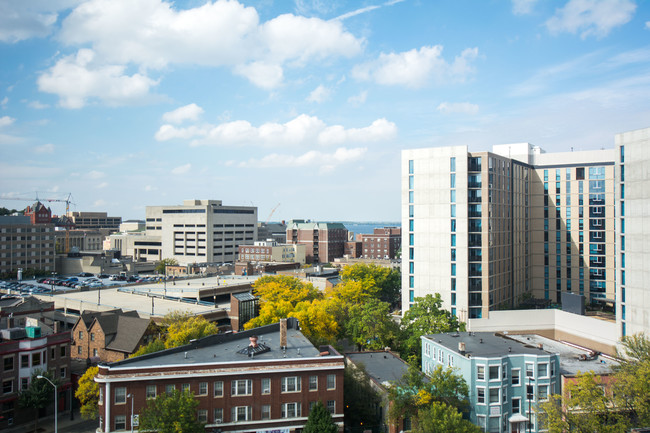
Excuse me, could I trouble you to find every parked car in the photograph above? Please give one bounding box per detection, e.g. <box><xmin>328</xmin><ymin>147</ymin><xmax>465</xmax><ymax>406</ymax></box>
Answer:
<box><xmin>78</xmin><ymin>272</ymin><xmax>94</xmax><ymax>277</ymax></box>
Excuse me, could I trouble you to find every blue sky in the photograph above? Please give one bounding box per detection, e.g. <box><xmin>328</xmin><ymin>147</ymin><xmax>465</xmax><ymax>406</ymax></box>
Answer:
<box><xmin>0</xmin><ymin>0</ymin><xmax>648</xmax><ymax>222</ymax></box>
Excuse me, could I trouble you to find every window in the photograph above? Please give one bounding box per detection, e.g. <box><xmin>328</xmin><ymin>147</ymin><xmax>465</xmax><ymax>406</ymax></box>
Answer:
<box><xmin>166</xmin><ymin>384</ymin><xmax>175</xmax><ymax>394</ymax></box>
<box><xmin>213</xmin><ymin>408</ymin><xmax>223</xmax><ymax>423</ymax></box>
<box><xmin>527</xmin><ymin>384</ymin><xmax>535</xmax><ymax>400</ymax></box>
<box><xmin>477</xmin><ymin>387</ymin><xmax>485</xmax><ymax>404</ymax></box>
<box><xmin>32</xmin><ymin>352</ymin><xmax>41</xmax><ymax>366</ymax></box>
<box><xmin>327</xmin><ymin>400</ymin><xmax>335</xmax><ymax>414</ymax></box>
<box><xmin>146</xmin><ymin>385</ymin><xmax>156</xmax><ymax>399</ymax></box>
<box><xmin>281</xmin><ymin>376</ymin><xmax>301</xmax><ymax>393</ymax></box>
<box><xmin>262</xmin><ymin>378</ymin><xmax>271</xmax><ymax>394</ymax></box>
<box><xmin>512</xmin><ymin>369</ymin><xmax>520</xmax><ymax>386</ymax></box>
<box><xmin>477</xmin><ymin>365</ymin><xmax>485</xmax><ymax>381</ymax></box>
<box><xmin>197</xmin><ymin>409</ymin><xmax>208</xmax><ymax>423</ymax></box>
<box><xmin>90</xmin><ymin>333</ymin><xmax>95</xmax><ymax>341</ymax></box>
<box><xmin>214</xmin><ymin>381</ymin><xmax>223</xmax><ymax>397</ymax></box>
<box><xmin>60</xmin><ymin>367</ymin><xmax>66</xmax><ymax>379</ymax></box>
<box><xmin>182</xmin><ymin>383</ymin><xmax>190</xmax><ymax>392</ymax></box>
<box><xmin>512</xmin><ymin>397</ymin><xmax>521</xmax><ymax>414</ymax></box>
<box><xmin>538</xmin><ymin>363</ymin><xmax>548</xmax><ymax>378</ymax></box>
<box><xmin>115</xmin><ymin>387</ymin><xmax>127</xmax><ymax>404</ymax></box>
<box><xmin>489</xmin><ymin>365</ymin><xmax>500</xmax><ymax>381</ymax></box>
<box><xmin>114</xmin><ymin>415</ymin><xmax>126</xmax><ymax>431</ymax></box>
<box><xmin>78</xmin><ymin>331</ymin><xmax>83</xmax><ymax>340</ymax></box>
<box><xmin>502</xmin><ymin>364</ymin><xmax>508</xmax><ymax>380</ymax></box>
<box><xmin>60</xmin><ymin>346</ymin><xmax>66</xmax><ymax>357</ymax></box>
<box><xmin>262</xmin><ymin>405</ymin><xmax>271</xmax><ymax>420</ymax></box>
<box><xmin>309</xmin><ymin>375</ymin><xmax>318</xmax><ymax>391</ymax></box>
<box><xmin>77</xmin><ymin>346</ymin><xmax>82</xmax><ymax>355</ymax></box>
<box><xmin>231</xmin><ymin>379</ymin><xmax>252</xmax><ymax>396</ymax></box>
<box><xmin>3</xmin><ymin>356</ymin><xmax>14</xmax><ymax>372</ymax></box>
<box><xmin>525</xmin><ymin>363</ymin><xmax>534</xmax><ymax>378</ymax></box>
<box><xmin>327</xmin><ymin>374</ymin><xmax>336</xmax><ymax>390</ymax></box>
<box><xmin>198</xmin><ymin>382</ymin><xmax>208</xmax><ymax>396</ymax></box>
<box><xmin>21</xmin><ymin>355</ymin><xmax>28</xmax><ymax>368</ymax></box>
<box><xmin>93</xmin><ymin>348</ymin><xmax>98</xmax><ymax>357</ymax></box>
<box><xmin>538</xmin><ymin>384</ymin><xmax>549</xmax><ymax>401</ymax></box>
<box><xmin>3</xmin><ymin>380</ymin><xmax>13</xmax><ymax>394</ymax></box>
<box><xmin>489</xmin><ymin>388</ymin><xmax>500</xmax><ymax>404</ymax></box>
<box><xmin>21</xmin><ymin>377</ymin><xmax>29</xmax><ymax>390</ymax></box>
<box><xmin>231</xmin><ymin>406</ymin><xmax>252</xmax><ymax>422</ymax></box>
<box><xmin>281</xmin><ymin>402</ymin><xmax>301</xmax><ymax>418</ymax></box>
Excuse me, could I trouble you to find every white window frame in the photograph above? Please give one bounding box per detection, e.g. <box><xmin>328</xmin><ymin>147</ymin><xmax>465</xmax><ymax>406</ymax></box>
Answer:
<box><xmin>512</xmin><ymin>368</ymin><xmax>521</xmax><ymax>386</ymax></box>
<box><xmin>502</xmin><ymin>363</ymin><xmax>508</xmax><ymax>380</ymax></box>
<box><xmin>537</xmin><ymin>362</ymin><xmax>549</xmax><ymax>379</ymax></box>
<box><xmin>525</xmin><ymin>362</ymin><xmax>534</xmax><ymax>379</ymax></box>
<box><xmin>512</xmin><ymin>397</ymin><xmax>521</xmax><ymax>414</ymax></box>
<box><xmin>213</xmin><ymin>408</ymin><xmax>223</xmax><ymax>423</ymax></box>
<box><xmin>198</xmin><ymin>382</ymin><xmax>208</xmax><ymax>396</ymax></box>
<box><xmin>231</xmin><ymin>379</ymin><xmax>252</xmax><ymax>396</ymax></box>
<box><xmin>197</xmin><ymin>409</ymin><xmax>208</xmax><ymax>423</ymax></box>
<box><xmin>477</xmin><ymin>365</ymin><xmax>485</xmax><ymax>381</ymax></box>
<box><xmin>281</xmin><ymin>376</ymin><xmax>301</xmax><ymax>393</ymax></box>
<box><xmin>114</xmin><ymin>415</ymin><xmax>126</xmax><ymax>431</ymax></box>
<box><xmin>281</xmin><ymin>402</ymin><xmax>302</xmax><ymax>418</ymax></box>
<box><xmin>327</xmin><ymin>400</ymin><xmax>335</xmax><ymax>414</ymax></box>
<box><xmin>214</xmin><ymin>381</ymin><xmax>223</xmax><ymax>397</ymax></box>
<box><xmin>231</xmin><ymin>406</ymin><xmax>251</xmax><ymax>422</ymax></box>
<box><xmin>538</xmin><ymin>384</ymin><xmax>549</xmax><ymax>401</ymax></box>
<box><xmin>489</xmin><ymin>365</ymin><xmax>500</xmax><ymax>381</ymax></box>
<box><xmin>477</xmin><ymin>386</ymin><xmax>486</xmax><ymax>405</ymax></box>
<box><xmin>489</xmin><ymin>387</ymin><xmax>500</xmax><ymax>404</ymax></box>
<box><xmin>309</xmin><ymin>375</ymin><xmax>318</xmax><ymax>391</ymax></box>
<box><xmin>261</xmin><ymin>404</ymin><xmax>271</xmax><ymax>420</ymax></box>
<box><xmin>115</xmin><ymin>387</ymin><xmax>126</xmax><ymax>404</ymax></box>
<box><xmin>166</xmin><ymin>384</ymin><xmax>175</xmax><ymax>394</ymax></box>
<box><xmin>326</xmin><ymin>374</ymin><xmax>336</xmax><ymax>390</ymax></box>
<box><xmin>146</xmin><ymin>385</ymin><xmax>156</xmax><ymax>399</ymax></box>
<box><xmin>261</xmin><ymin>378</ymin><xmax>271</xmax><ymax>395</ymax></box>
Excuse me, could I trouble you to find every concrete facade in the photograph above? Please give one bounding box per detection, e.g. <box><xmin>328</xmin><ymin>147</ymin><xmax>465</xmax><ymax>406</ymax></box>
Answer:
<box><xmin>67</xmin><ymin>211</ymin><xmax>122</xmax><ymax>232</ymax></box>
<box><xmin>402</xmin><ymin>132</ymin><xmax>627</xmax><ymax>331</ymax></box>
<box><xmin>238</xmin><ymin>240</ymin><xmax>306</xmax><ymax>265</ymax></box>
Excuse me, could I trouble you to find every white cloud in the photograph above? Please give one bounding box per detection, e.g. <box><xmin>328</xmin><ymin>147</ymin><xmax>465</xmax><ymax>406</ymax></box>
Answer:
<box><xmin>87</xmin><ymin>170</ymin><xmax>105</xmax><ymax>179</ymax></box>
<box><xmin>239</xmin><ymin>146</ymin><xmax>367</xmax><ymax>172</ymax></box>
<box><xmin>93</xmin><ymin>199</ymin><xmax>106</xmax><ymax>207</ymax></box>
<box><xmin>53</xmin><ymin>0</ymin><xmax>363</xmax><ymax>94</ymax></box>
<box><xmin>546</xmin><ymin>0</ymin><xmax>636</xmax><ymax>39</ymax></box>
<box><xmin>512</xmin><ymin>0</ymin><xmax>538</xmax><ymax>15</ymax></box>
<box><xmin>171</xmin><ymin>163</ymin><xmax>191</xmax><ymax>175</ymax></box>
<box><xmin>307</xmin><ymin>85</ymin><xmax>331</xmax><ymax>103</ymax></box>
<box><xmin>28</xmin><ymin>100</ymin><xmax>49</xmax><ymax>109</ymax></box>
<box><xmin>34</xmin><ymin>143</ymin><xmax>55</xmax><ymax>154</ymax></box>
<box><xmin>437</xmin><ymin>102</ymin><xmax>479</xmax><ymax>115</ymax></box>
<box><xmin>352</xmin><ymin>46</ymin><xmax>478</xmax><ymax>88</ymax></box>
<box><xmin>646</xmin><ymin>21</ymin><xmax>650</xmax><ymax>30</ymax></box>
<box><xmin>37</xmin><ymin>49</ymin><xmax>158</xmax><ymax>108</ymax></box>
<box><xmin>348</xmin><ymin>90</ymin><xmax>367</xmax><ymax>105</ymax></box>
<box><xmin>97</xmin><ymin>182</ymin><xmax>108</xmax><ymax>188</ymax></box>
<box><xmin>155</xmin><ymin>114</ymin><xmax>397</xmax><ymax>147</ymax></box>
<box><xmin>0</xmin><ymin>116</ymin><xmax>15</xmax><ymax>127</ymax></box>
<box><xmin>1</xmin><ymin>97</ymin><xmax>8</xmax><ymax>107</ymax></box>
<box><xmin>162</xmin><ymin>103</ymin><xmax>204</xmax><ymax>124</ymax></box>
<box><xmin>0</xmin><ymin>0</ymin><xmax>83</xmax><ymax>43</ymax></box>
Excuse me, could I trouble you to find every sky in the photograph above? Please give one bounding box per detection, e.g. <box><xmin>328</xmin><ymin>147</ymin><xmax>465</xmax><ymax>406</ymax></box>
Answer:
<box><xmin>0</xmin><ymin>0</ymin><xmax>648</xmax><ymax>223</ymax></box>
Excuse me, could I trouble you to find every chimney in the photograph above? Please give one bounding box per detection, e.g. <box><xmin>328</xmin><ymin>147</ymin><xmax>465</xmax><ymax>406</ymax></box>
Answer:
<box><xmin>280</xmin><ymin>318</ymin><xmax>287</xmax><ymax>349</ymax></box>
<box><xmin>249</xmin><ymin>335</ymin><xmax>258</xmax><ymax>348</ymax></box>
<box><xmin>458</xmin><ymin>342</ymin><xmax>466</xmax><ymax>355</ymax></box>
<box><xmin>538</xmin><ymin>343</ymin><xmax>543</xmax><ymax>350</ymax></box>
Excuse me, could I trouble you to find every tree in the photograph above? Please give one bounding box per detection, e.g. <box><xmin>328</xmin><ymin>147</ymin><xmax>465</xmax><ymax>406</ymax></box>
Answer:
<box><xmin>340</xmin><ymin>263</ymin><xmax>401</xmax><ymax>307</ymax></box>
<box><xmin>413</xmin><ymin>401</ymin><xmax>482</xmax><ymax>433</ymax></box>
<box><xmin>345</xmin><ymin>298</ymin><xmax>400</xmax><ymax>350</ymax></box>
<box><xmin>76</xmin><ymin>366</ymin><xmax>100</xmax><ymax>419</ymax></box>
<box><xmin>130</xmin><ymin>338</ymin><xmax>166</xmax><ymax>357</ymax></box>
<box><xmin>138</xmin><ymin>389</ymin><xmax>204</xmax><ymax>433</ymax></box>
<box><xmin>399</xmin><ymin>293</ymin><xmax>464</xmax><ymax>361</ymax></box>
<box><xmin>303</xmin><ymin>401</ymin><xmax>338</xmax><ymax>433</ymax></box>
<box><xmin>155</xmin><ymin>258</ymin><xmax>178</xmax><ymax>275</ymax></box>
<box><xmin>18</xmin><ymin>370</ymin><xmax>58</xmax><ymax>432</ymax></box>
<box><xmin>164</xmin><ymin>314</ymin><xmax>219</xmax><ymax>348</ymax></box>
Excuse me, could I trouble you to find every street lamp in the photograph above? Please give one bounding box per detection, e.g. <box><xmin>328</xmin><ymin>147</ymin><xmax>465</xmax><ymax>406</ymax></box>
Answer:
<box><xmin>527</xmin><ymin>376</ymin><xmax>535</xmax><ymax>433</ymax></box>
<box><xmin>50</xmin><ymin>271</ymin><xmax>56</xmax><ymax>297</ymax></box>
<box><xmin>36</xmin><ymin>375</ymin><xmax>57</xmax><ymax>433</ymax></box>
<box><xmin>127</xmin><ymin>393</ymin><xmax>134</xmax><ymax>433</ymax></box>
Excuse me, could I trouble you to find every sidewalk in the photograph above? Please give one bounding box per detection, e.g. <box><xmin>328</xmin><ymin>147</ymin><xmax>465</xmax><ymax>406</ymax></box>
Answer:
<box><xmin>8</xmin><ymin>408</ymin><xmax>98</xmax><ymax>433</ymax></box>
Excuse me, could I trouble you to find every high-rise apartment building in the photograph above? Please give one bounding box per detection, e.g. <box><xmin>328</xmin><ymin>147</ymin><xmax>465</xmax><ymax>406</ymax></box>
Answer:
<box><xmin>0</xmin><ymin>216</ymin><xmax>55</xmax><ymax>274</ymax></box>
<box><xmin>402</xmin><ymin>127</ymin><xmax>650</xmax><ymax>338</ymax></box>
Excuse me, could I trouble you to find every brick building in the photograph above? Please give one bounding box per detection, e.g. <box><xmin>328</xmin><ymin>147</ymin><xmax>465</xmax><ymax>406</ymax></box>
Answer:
<box><xmin>23</xmin><ymin>201</ymin><xmax>52</xmax><ymax>225</ymax></box>
<box><xmin>95</xmin><ymin>318</ymin><xmax>344</xmax><ymax>433</ymax></box>
<box><xmin>0</xmin><ymin>216</ymin><xmax>55</xmax><ymax>275</ymax></box>
<box><xmin>0</xmin><ymin>323</ymin><xmax>72</xmax><ymax>429</ymax></box>
<box><xmin>71</xmin><ymin>310</ymin><xmax>158</xmax><ymax>363</ymax></box>
<box><xmin>286</xmin><ymin>220</ymin><xmax>348</xmax><ymax>264</ymax></box>
<box><xmin>361</xmin><ymin>227</ymin><xmax>401</xmax><ymax>260</ymax></box>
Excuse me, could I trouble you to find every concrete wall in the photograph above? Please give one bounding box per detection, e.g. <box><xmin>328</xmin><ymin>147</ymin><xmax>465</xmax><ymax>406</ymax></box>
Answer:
<box><xmin>467</xmin><ymin>309</ymin><xmax>619</xmax><ymax>355</ymax></box>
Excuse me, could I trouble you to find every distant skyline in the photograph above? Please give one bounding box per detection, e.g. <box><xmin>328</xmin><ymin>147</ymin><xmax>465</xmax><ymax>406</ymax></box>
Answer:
<box><xmin>1</xmin><ymin>0</ymin><xmax>648</xmax><ymax>222</ymax></box>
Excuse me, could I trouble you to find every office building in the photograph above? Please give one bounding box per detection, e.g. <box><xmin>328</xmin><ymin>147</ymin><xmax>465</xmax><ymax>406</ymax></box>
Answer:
<box><xmin>67</xmin><ymin>211</ymin><xmax>122</xmax><ymax>232</ymax></box>
<box><xmin>361</xmin><ymin>227</ymin><xmax>401</xmax><ymax>260</ymax></box>
<box><xmin>238</xmin><ymin>240</ymin><xmax>306</xmax><ymax>264</ymax></box>
<box><xmin>0</xmin><ymin>216</ymin><xmax>55</xmax><ymax>274</ymax></box>
<box><xmin>95</xmin><ymin>318</ymin><xmax>344</xmax><ymax>433</ymax></box>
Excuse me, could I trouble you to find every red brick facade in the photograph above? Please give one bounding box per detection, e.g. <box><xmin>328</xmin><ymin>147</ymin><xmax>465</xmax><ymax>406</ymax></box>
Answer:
<box><xmin>361</xmin><ymin>227</ymin><xmax>401</xmax><ymax>259</ymax></box>
<box><xmin>287</xmin><ymin>221</ymin><xmax>347</xmax><ymax>264</ymax></box>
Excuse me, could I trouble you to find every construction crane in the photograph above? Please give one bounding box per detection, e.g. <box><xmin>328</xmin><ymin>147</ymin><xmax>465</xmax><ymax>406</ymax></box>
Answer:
<box><xmin>0</xmin><ymin>193</ymin><xmax>75</xmax><ymax>252</ymax></box>
<box><xmin>265</xmin><ymin>202</ymin><xmax>281</xmax><ymax>224</ymax></box>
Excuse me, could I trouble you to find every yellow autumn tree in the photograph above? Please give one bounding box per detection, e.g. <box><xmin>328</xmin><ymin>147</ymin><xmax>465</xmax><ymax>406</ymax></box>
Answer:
<box><xmin>165</xmin><ymin>314</ymin><xmax>220</xmax><ymax>348</ymax></box>
<box><xmin>75</xmin><ymin>366</ymin><xmax>99</xmax><ymax>419</ymax></box>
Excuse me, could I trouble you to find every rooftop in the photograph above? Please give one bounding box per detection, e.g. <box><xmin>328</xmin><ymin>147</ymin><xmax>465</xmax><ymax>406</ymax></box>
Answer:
<box><xmin>104</xmin><ymin>318</ymin><xmax>333</xmax><ymax>370</ymax></box>
<box><xmin>346</xmin><ymin>351</ymin><xmax>410</xmax><ymax>388</ymax></box>
<box><xmin>424</xmin><ymin>332</ymin><xmax>550</xmax><ymax>358</ymax></box>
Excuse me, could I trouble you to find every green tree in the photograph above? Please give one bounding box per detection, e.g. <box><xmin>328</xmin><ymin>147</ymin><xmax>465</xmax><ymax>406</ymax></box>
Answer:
<box><xmin>303</xmin><ymin>401</ymin><xmax>338</xmax><ymax>433</ymax></box>
<box><xmin>138</xmin><ymin>389</ymin><xmax>204</xmax><ymax>433</ymax></box>
<box><xmin>340</xmin><ymin>263</ymin><xmax>401</xmax><ymax>307</ymax></box>
<box><xmin>130</xmin><ymin>338</ymin><xmax>166</xmax><ymax>357</ymax></box>
<box><xmin>413</xmin><ymin>401</ymin><xmax>482</xmax><ymax>433</ymax></box>
<box><xmin>155</xmin><ymin>258</ymin><xmax>178</xmax><ymax>274</ymax></box>
<box><xmin>345</xmin><ymin>298</ymin><xmax>399</xmax><ymax>350</ymax></box>
<box><xmin>344</xmin><ymin>364</ymin><xmax>382</xmax><ymax>432</ymax></box>
<box><xmin>612</xmin><ymin>334</ymin><xmax>650</xmax><ymax>426</ymax></box>
<box><xmin>399</xmin><ymin>293</ymin><xmax>464</xmax><ymax>361</ymax></box>
<box><xmin>164</xmin><ymin>314</ymin><xmax>219</xmax><ymax>348</ymax></box>
<box><xmin>75</xmin><ymin>366</ymin><xmax>99</xmax><ymax>419</ymax></box>
<box><xmin>18</xmin><ymin>370</ymin><xmax>58</xmax><ymax>432</ymax></box>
